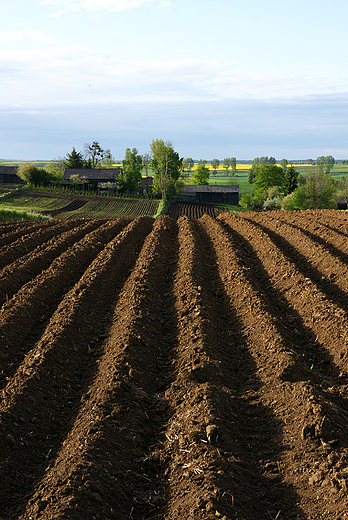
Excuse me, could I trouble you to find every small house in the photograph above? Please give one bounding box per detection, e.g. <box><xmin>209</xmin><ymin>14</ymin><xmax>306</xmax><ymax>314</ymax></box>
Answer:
<box><xmin>138</xmin><ymin>176</ymin><xmax>153</xmax><ymax>196</ymax></box>
<box><xmin>0</xmin><ymin>166</ymin><xmax>24</xmax><ymax>184</ymax></box>
<box><xmin>184</xmin><ymin>184</ymin><xmax>239</xmax><ymax>205</ymax></box>
<box><xmin>63</xmin><ymin>168</ymin><xmax>121</xmax><ymax>191</ymax></box>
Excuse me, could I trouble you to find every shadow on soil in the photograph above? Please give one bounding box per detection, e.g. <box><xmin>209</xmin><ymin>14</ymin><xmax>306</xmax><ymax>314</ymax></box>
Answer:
<box><xmin>187</xmin><ymin>220</ymin><xmax>305</xmax><ymax>520</ymax></box>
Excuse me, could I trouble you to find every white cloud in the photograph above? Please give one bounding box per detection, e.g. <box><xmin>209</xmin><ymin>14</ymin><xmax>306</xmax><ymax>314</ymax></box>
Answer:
<box><xmin>0</xmin><ymin>31</ymin><xmax>23</xmax><ymax>44</ymax></box>
<box><xmin>28</xmin><ymin>31</ymin><xmax>56</xmax><ymax>44</ymax></box>
<box><xmin>40</xmin><ymin>0</ymin><xmax>168</xmax><ymax>13</ymax></box>
<box><xmin>0</xmin><ymin>44</ymin><xmax>347</xmax><ymax>111</ymax></box>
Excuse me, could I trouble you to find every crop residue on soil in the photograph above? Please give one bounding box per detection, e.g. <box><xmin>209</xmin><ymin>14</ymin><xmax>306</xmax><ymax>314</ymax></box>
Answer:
<box><xmin>1</xmin><ymin>210</ymin><xmax>348</xmax><ymax>519</ymax></box>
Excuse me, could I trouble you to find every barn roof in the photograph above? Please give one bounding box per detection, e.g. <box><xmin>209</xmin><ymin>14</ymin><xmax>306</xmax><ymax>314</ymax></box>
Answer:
<box><xmin>184</xmin><ymin>184</ymin><xmax>239</xmax><ymax>194</ymax></box>
<box><xmin>63</xmin><ymin>168</ymin><xmax>120</xmax><ymax>181</ymax></box>
<box><xmin>0</xmin><ymin>166</ymin><xmax>18</xmax><ymax>174</ymax></box>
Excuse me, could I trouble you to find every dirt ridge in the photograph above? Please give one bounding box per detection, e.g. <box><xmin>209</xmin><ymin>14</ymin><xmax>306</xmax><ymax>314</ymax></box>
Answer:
<box><xmin>0</xmin><ymin>211</ymin><xmax>348</xmax><ymax>519</ymax></box>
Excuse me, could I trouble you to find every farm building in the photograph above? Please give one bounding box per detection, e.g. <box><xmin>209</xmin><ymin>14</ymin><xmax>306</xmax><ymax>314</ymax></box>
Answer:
<box><xmin>183</xmin><ymin>184</ymin><xmax>239</xmax><ymax>204</ymax></box>
<box><xmin>138</xmin><ymin>176</ymin><xmax>153</xmax><ymax>195</ymax></box>
<box><xmin>0</xmin><ymin>166</ymin><xmax>24</xmax><ymax>184</ymax></box>
<box><xmin>63</xmin><ymin>168</ymin><xmax>121</xmax><ymax>191</ymax></box>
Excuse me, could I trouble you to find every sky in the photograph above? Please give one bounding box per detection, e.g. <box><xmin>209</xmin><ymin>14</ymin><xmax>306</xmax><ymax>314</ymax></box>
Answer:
<box><xmin>1</xmin><ymin>0</ymin><xmax>348</xmax><ymax>160</ymax></box>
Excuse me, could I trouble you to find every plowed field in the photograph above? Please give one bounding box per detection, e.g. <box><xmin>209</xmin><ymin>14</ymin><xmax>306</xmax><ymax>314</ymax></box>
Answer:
<box><xmin>1</xmin><ymin>210</ymin><xmax>348</xmax><ymax>520</ymax></box>
<box><xmin>166</xmin><ymin>202</ymin><xmax>223</xmax><ymax>220</ymax></box>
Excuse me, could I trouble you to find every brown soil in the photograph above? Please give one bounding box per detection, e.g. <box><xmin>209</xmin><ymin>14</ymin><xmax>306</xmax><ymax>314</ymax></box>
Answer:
<box><xmin>1</xmin><ymin>210</ymin><xmax>348</xmax><ymax>519</ymax></box>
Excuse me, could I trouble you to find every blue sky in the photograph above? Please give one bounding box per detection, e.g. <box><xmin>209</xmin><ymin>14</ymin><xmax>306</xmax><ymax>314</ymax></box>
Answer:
<box><xmin>1</xmin><ymin>0</ymin><xmax>348</xmax><ymax>160</ymax></box>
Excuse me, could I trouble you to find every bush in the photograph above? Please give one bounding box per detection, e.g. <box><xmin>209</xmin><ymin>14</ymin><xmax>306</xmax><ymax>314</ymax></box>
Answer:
<box><xmin>239</xmin><ymin>192</ymin><xmax>253</xmax><ymax>208</ymax></box>
<box><xmin>263</xmin><ymin>195</ymin><xmax>282</xmax><ymax>209</ymax></box>
<box><xmin>18</xmin><ymin>163</ymin><xmax>53</xmax><ymax>188</ymax></box>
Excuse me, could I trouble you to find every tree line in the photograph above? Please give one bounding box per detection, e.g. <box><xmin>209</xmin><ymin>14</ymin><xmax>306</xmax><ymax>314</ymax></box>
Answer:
<box><xmin>242</xmin><ymin>155</ymin><xmax>343</xmax><ymax>210</ymax></box>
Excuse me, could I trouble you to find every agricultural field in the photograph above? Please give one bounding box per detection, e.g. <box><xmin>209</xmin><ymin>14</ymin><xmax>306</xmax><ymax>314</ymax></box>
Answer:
<box><xmin>0</xmin><ymin>210</ymin><xmax>348</xmax><ymax>519</ymax></box>
<box><xmin>0</xmin><ymin>190</ymin><xmax>160</xmax><ymax>220</ymax></box>
<box><xmin>181</xmin><ymin>163</ymin><xmax>348</xmax><ymax>195</ymax></box>
<box><xmin>166</xmin><ymin>202</ymin><xmax>245</xmax><ymax>219</ymax></box>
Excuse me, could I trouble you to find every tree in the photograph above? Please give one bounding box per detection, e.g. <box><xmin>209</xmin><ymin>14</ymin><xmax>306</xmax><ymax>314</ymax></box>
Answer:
<box><xmin>84</xmin><ymin>141</ymin><xmax>104</xmax><ymax>168</ymax></box>
<box><xmin>197</xmin><ymin>159</ymin><xmax>207</xmax><ymax>166</ymax></box>
<box><xmin>64</xmin><ymin>148</ymin><xmax>85</xmax><ymax>169</ymax></box>
<box><xmin>280</xmin><ymin>159</ymin><xmax>288</xmax><ymax>173</ymax></box>
<box><xmin>253</xmin><ymin>164</ymin><xmax>285</xmax><ymax>201</ymax></box>
<box><xmin>150</xmin><ymin>139</ymin><xmax>182</xmax><ymax>201</ymax></box>
<box><xmin>193</xmin><ymin>164</ymin><xmax>210</xmax><ymax>185</ymax></box>
<box><xmin>325</xmin><ymin>155</ymin><xmax>335</xmax><ymax>173</ymax></box>
<box><xmin>211</xmin><ymin>159</ymin><xmax>220</xmax><ymax>174</ymax></box>
<box><xmin>101</xmin><ymin>149</ymin><xmax>115</xmax><ymax>168</ymax></box>
<box><xmin>17</xmin><ymin>163</ymin><xmax>53</xmax><ymax>188</ymax></box>
<box><xmin>222</xmin><ymin>158</ymin><xmax>230</xmax><ymax>175</ymax></box>
<box><xmin>230</xmin><ymin>157</ymin><xmax>237</xmax><ymax>171</ymax></box>
<box><xmin>248</xmin><ymin>156</ymin><xmax>277</xmax><ymax>184</ymax></box>
<box><xmin>283</xmin><ymin>164</ymin><xmax>299</xmax><ymax>195</ymax></box>
<box><xmin>315</xmin><ymin>155</ymin><xmax>335</xmax><ymax>174</ymax></box>
<box><xmin>118</xmin><ymin>148</ymin><xmax>143</xmax><ymax>192</ymax></box>
<box><xmin>336</xmin><ymin>176</ymin><xmax>348</xmax><ymax>203</ymax></box>
<box><xmin>183</xmin><ymin>158</ymin><xmax>194</xmax><ymax>172</ymax></box>
<box><xmin>290</xmin><ymin>168</ymin><xmax>335</xmax><ymax>209</ymax></box>
<box><xmin>142</xmin><ymin>153</ymin><xmax>151</xmax><ymax>176</ymax></box>
<box><xmin>316</xmin><ymin>156</ymin><xmax>326</xmax><ymax>172</ymax></box>
<box><xmin>45</xmin><ymin>157</ymin><xmax>65</xmax><ymax>181</ymax></box>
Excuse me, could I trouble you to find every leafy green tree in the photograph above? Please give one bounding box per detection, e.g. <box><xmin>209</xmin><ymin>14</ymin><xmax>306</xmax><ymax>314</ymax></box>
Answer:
<box><xmin>18</xmin><ymin>163</ymin><xmax>53</xmax><ymax>188</ymax></box>
<box><xmin>142</xmin><ymin>153</ymin><xmax>151</xmax><ymax>176</ymax></box>
<box><xmin>230</xmin><ymin>157</ymin><xmax>237</xmax><ymax>172</ymax></box>
<box><xmin>316</xmin><ymin>156</ymin><xmax>326</xmax><ymax>172</ymax></box>
<box><xmin>253</xmin><ymin>164</ymin><xmax>285</xmax><ymax>201</ymax></box>
<box><xmin>325</xmin><ymin>155</ymin><xmax>335</xmax><ymax>173</ymax></box>
<box><xmin>290</xmin><ymin>168</ymin><xmax>335</xmax><ymax>209</ymax></box>
<box><xmin>283</xmin><ymin>164</ymin><xmax>299</xmax><ymax>195</ymax></box>
<box><xmin>64</xmin><ymin>148</ymin><xmax>85</xmax><ymax>169</ymax></box>
<box><xmin>336</xmin><ymin>175</ymin><xmax>348</xmax><ymax>203</ymax></box>
<box><xmin>84</xmin><ymin>141</ymin><xmax>104</xmax><ymax>168</ymax></box>
<box><xmin>248</xmin><ymin>157</ymin><xmax>260</xmax><ymax>184</ymax></box>
<box><xmin>118</xmin><ymin>148</ymin><xmax>143</xmax><ymax>192</ymax></box>
<box><xmin>183</xmin><ymin>158</ymin><xmax>194</xmax><ymax>172</ymax></box>
<box><xmin>45</xmin><ymin>157</ymin><xmax>65</xmax><ymax>181</ymax></box>
<box><xmin>150</xmin><ymin>139</ymin><xmax>182</xmax><ymax>201</ymax></box>
<box><xmin>315</xmin><ymin>155</ymin><xmax>335</xmax><ymax>174</ymax></box>
<box><xmin>197</xmin><ymin>159</ymin><xmax>207</xmax><ymax>166</ymax></box>
<box><xmin>69</xmin><ymin>173</ymin><xmax>83</xmax><ymax>186</ymax></box>
<box><xmin>222</xmin><ymin>158</ymin><xmax>230</xmax><ymax>175</ymax></box>
<box><xmin>211</xmin><ymin>159</ymin><xmax>220</xmax><ymax>174</ymax></box>
<box><xmin>193</xmin><ymin>164</ymin><xmax>210</xmax><ymax>185</ymax></box>
<box><xmin>280</xmin><ymin>159</ymin><xmax>288</xmax><ymax>173</ymax></box>
<box><xmin>248</xmin><ymin>156</ymin><xmax>277</xmax><ymax>184</ymax></box>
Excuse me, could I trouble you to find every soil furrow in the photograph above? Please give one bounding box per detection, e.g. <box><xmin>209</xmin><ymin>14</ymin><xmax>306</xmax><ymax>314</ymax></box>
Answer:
<box><xmin>0</xmin><ymin>219</ymin><xmax>103</xmax><ymax>307</ymax></box>
<box><xmin>0</xmin><ymin>219</ymin><xmax>86</xmax><ymax>270</ymax></box>
<box><xmin>19</xmin><ymin>215</ymin><xmax>179</xmax><ymax>520</ymax></box>
<box><xmin>243</xmin><ymin>213</ymin><xmax>348</xmax><ymax>306</ymax></box>
<box><xmin>256</xmin><ymin>210</ymin><xmax>348</xmax><ymax>270</ymax></box>
<box><xmin>0</xmin><ymin>218</ymin><xmax>131</xmax><ymax>386</ymax></box>
<box><xmin>2</xmin><ymin>210</ymin><xmax>348</xmax><ymax>519</ymax></box>
<box><xmin>156</xmin><ymin>215</ymin><xmax>303</xmax><ymax>519</ymax></box>
<box><xmin>201</xmin><ymin>214</ymin><xmax>348</xmax><ymax>519</ymax></box>
<box><xmin>0</xmin><ymin>220</ymin><xmax>55</xmax><ymax>247</ymax></box>
<box><xmin>216</xmin><ymin>213</ymin><xmax>348</xmax><ymax>518</ymax></box>
<box><xmin>0</xmin><ymin>217</ymin><xmax>153</xmax><ymax>519</ymax></box>
<box><xmin>238</xmin><ymin>213</ymin><xmax>348</xmax><ymax>372</ymax></box>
